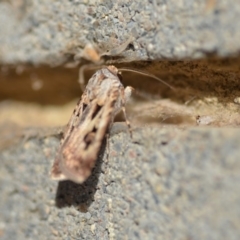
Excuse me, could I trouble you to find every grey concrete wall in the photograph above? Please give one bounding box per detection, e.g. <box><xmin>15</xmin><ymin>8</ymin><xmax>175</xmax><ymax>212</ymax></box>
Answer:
<box><xmin>0</xmin><ymin>1</ymin><xmax>240</xmax><ymax>240</ymax></box>
<box><xmin>1</xmin><ymin>126</ymin><xmax>240</xmax><ymax>240</ymax></box>
<box><xmin>0</xmin><ymin>0</ymin><xmax>240</xmax><ymax>65</ymax></box>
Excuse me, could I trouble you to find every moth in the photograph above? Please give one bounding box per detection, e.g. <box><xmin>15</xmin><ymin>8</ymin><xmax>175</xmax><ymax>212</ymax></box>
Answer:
<box><xmin>51</xmin><ymin>65</ymin><xmax>133</xmax><ymax>183</ymax></box>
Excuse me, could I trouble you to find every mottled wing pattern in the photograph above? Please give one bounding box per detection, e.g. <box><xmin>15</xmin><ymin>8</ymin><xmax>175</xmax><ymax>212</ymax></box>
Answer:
<box><xmin>50</xmin><ymin>92</ymin><xmax>87</xmax><ymax>181</ymax></box>
<box><xmin>51</xmin><ymin>66</ymin><xmax>123</xmax><ymax>183</ymax></box>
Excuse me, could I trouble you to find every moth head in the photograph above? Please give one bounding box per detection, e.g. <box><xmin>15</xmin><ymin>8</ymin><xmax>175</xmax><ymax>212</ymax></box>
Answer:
<box><xmin>106</xmin><ymin>65</ymin><xmax>119</xmax><ymax>75</ymax></box>
<box><xmin>118</xmin><ymin>67</ymin><xmax>175</xmax><ymax>90</ymax></box>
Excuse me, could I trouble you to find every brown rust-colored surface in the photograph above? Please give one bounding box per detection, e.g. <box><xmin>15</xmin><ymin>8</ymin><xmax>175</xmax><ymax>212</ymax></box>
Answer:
<box><xmin>0</xmin><ymin>65</ymin><xmax>80</xmax><ymax>105</ymax></box>
<box><xmin>0</xmin><ymin>58</ymin><xmax>240</xmax><ymax>133</ymax></box>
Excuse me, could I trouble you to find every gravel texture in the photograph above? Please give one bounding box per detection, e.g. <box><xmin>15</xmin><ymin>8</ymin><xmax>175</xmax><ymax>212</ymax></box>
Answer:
<box><xmin>0</xmin><ymin>125</ymin><xmax>240</xmax><ymax>240</ymax></box>
<box><xmin>0</xmin><ymin>0</ymin><xmax>240</xmax><ymax>65</ymax></box>
<box><xmin>1</xmin><ymin>0</ymin><xmax>240</xmax><ymax>240</ymax></box>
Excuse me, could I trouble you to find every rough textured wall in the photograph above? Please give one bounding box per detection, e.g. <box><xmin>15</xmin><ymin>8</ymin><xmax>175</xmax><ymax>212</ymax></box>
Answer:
<box><xmin>0</xmin><ymin>0</ymin><xmax>240</xmax><ymax>240</ymax></box>
<box><xmin>1</xmin><ymin>127</ymin><xmax>240</xmax><ymax>240</ymax></box>
<box><xmin>0</xmin><ymin>0</ymin><xmax>240</xmax><ymax>65</ymax></box>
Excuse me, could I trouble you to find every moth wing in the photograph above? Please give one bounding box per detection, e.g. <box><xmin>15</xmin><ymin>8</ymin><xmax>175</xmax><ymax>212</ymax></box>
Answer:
<box><xmin>50</xmin><ymin>93</ymin><xmax>88</xmax><ymax>181</ymax></box>
<box><xmin>51</xmin><ymin>87</ymin><xmax>119</xmax><ymax>183</ymax></box>
<box><xmin>50</xmin><ymin>155</ymin><xmax>68</xmax><ymax>181</ymax></box>
<box><xmin>60</xmin><ymin>90</ymin><xmax>118</xmax><ymax>183</ymax></box>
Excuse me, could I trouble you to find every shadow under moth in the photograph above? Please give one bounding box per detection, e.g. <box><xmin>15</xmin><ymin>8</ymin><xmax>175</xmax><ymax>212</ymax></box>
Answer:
<box><xmin>51</xmin><ymin>65</ymin><xmax>133</xmax><ymax>183</ymax></box>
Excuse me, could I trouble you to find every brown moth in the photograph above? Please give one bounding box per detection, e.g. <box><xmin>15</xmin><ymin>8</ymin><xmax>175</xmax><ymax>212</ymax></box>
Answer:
<box><xmin>51</xmin><ymin>65</ymin><xmax>133</xmax><ymax>183</ymax></box>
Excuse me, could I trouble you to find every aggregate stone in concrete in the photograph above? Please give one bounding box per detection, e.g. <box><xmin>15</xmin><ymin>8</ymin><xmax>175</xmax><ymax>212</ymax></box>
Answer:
<box><xmin>0</xmin><ymin>126</ymin><xmax>239</xmax><ymax>239</ymax></box>
<box><xmin>0</xmin><ymin>1</ymin><xmax>240</xmax><ymax>239</ymax></box>
<box><xmin>0</xmin><ymin>0</ymin><xmax>240</xmax><ymax>65</ymax></box>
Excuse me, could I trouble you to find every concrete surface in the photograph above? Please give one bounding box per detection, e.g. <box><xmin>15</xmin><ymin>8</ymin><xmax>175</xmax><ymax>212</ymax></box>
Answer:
<box><xmin>0</xmin><ymin>0</ymin><xmax>240</xmax><ymax>240</ymax></box>
<box><xmin>0</xmin><ymin>126</ymin><xmax>240</xmax><ymax>240</ymax></box>
<box><xmin>0</xmin><ymin>0</ymin><xmax>240</xmax><ymax>65</ymax></box>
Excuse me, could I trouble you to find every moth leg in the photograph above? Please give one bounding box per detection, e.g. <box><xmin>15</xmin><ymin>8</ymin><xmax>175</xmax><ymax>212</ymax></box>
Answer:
<box><xmin>121</xmin><ymin>86</ymin><xmax>134</xmax><ymax>138</ymax></box>
<box><xmin>122</xmin><ymin>106</ymin><xmax>132</xmax><ymax>138</ymax></box>
<box><xmin>105</xmin><ymin>133</ymin><xmax>110</xmax><ymax>163</ymax></box>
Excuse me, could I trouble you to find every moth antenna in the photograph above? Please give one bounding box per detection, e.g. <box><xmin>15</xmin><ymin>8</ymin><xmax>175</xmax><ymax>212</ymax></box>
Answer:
<box><xmin>118</xmin><ymin>67</ymin><xmax>175</xmax><ymax>90</ymax></box>
<box><xmin>79</xmin><ymin>64</ymin><xmax>103</xmax><ymax>91</ymax></box>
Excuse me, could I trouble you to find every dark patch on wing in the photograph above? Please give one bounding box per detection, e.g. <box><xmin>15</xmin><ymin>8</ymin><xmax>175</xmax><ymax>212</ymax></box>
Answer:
<box><xmin>91</xmin><ymin>104</ymin><xmax>102</xmax><ymax>119</ymax></box>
